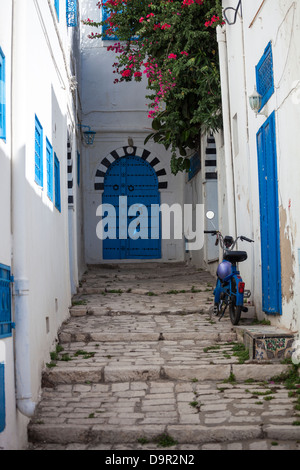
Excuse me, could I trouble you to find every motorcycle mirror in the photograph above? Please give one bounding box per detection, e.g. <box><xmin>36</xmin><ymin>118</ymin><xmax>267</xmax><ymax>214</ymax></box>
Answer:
<box><xmin>206</xmin><ymin>211</ymin><xmax>215</xmax><ymax>220</ymax></box>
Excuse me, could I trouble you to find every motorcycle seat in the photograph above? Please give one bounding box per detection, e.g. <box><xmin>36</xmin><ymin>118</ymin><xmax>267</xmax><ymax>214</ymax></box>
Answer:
<box><xmin>224</xmin><ymin>250</ymin><xmax>248</xmax><ymax>264</ymax></box>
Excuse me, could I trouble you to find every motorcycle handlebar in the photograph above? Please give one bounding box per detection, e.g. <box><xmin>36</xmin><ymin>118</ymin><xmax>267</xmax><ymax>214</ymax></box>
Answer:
<box><xmin>204</xmin><ymin>231</ymin><xmax>254</xmax><ymax>244</ymax></box>
<box><xmin>240</xmin><ymin>236</ymin><xmax>254</xmax><ymax>243</ymax></box>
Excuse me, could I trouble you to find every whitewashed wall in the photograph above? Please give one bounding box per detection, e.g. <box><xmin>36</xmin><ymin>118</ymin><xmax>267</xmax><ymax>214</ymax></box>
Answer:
<box><xmin>0</xmin><ymin>0</ymin><xmax>83</xmax><ymax>450</ymax></box>
<box><xmin>0</xmin><ymin>0</ymin><xmax>21</xmax><ymax>452</ymax></box>
<box><xmin>220</xmin><ymin>0</ymin><xmax>300</xmax><ymax>333</ymax></box>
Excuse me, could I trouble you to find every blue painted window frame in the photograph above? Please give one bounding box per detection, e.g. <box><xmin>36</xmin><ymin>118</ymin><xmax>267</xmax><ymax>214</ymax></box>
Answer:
<box><xmin>0</xmin><ymin>264</ymin><xmax>14</xmax><ymax>339</ymax></box>
<box><xmin>0</xmin><ymin>361</ymin><xmax>5</xmax><ymax>433</ymax></box>
<box><xmin>54</xmin><ymin>153</ymin><xmax>61</xmax><ymax>212</ymax></box>
<box><xmin>102</xmin><ymin>0</ymin><xmax>119</xmax><ymax>40</ymax></box>
<box><xmin>34</xmin><ymin>115</ymin><xmax>43</xmax><ymax>187</ymax></box>
<box><xmin>54</xmin><ymin>0</ymin><xmax>59</xmax><ymax>20</ymax></box>
<box><xmin>256</xmin><ymin>41</ymin><xmax>274</xmax><ymax>111</ymax></box>
<box><xmin>0</xmin><ymin>48</ymin><xmax>6</xmax><ymax>141</ymax></box>
<box><xmin>46</xmin><ymin>138</ymin><xmax>54</xmax><ymax>201</ymax></box>
<box><xmin>66</xmin><ymin>0</ymin><xmax>78</xmax><ymax>27</ymax></box>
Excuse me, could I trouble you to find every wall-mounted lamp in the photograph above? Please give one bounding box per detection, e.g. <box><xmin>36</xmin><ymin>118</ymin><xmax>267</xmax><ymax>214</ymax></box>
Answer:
<box><xmin>249</xmin><ymin>87</ymin><xmax>262</xmax><ymax>117</ymax></box>
<box><xmin>77</xmin><ymin>125</ymin><xmax>96</xmax><ymax>145</ymax></box>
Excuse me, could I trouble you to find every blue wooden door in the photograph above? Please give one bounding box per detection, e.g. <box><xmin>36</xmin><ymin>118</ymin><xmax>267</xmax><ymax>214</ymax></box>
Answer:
<box><xmin>256</xmin><ymin>112</ymin><xmax>282</xmax><ymax>314</ymax></box>
<box><xmin>102</xmin><ymin>155</ymin><xmax>161</xmax><ymax>259</ymax></box>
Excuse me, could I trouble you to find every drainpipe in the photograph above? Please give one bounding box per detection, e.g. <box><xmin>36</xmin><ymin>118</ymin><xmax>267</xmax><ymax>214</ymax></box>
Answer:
<box><xmin>11</xmin><ymin>0</ymin><xmax>36</xmax><ymax>418</ymax></box>
<box><xmin>216</xmin><ymin>26</ymin><xmax>237</xmax><ymax>238</ymax></box>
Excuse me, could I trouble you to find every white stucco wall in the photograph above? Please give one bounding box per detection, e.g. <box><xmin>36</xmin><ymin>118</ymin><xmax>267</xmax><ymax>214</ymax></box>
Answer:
<box><xmin>0</xmin><ymin>0</ymin><xmax>83</xmax><ymax>450</ymax></box>
<box><xmin>0</xmin><ymin>1</ymin><xmax>19</xmax><ymax>451</ymax></box>
<box><xmin>221</xmin><ymin>0</ymin><xmax>300</xmax><ymax>333</ymax></box>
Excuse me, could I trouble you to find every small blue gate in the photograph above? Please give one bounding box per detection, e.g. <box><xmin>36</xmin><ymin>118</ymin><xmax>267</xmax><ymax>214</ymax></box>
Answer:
<box><xmin>102</xmin><ymin>155</ymin><xmax>161</xmax><ymax>259</ymax></box>
<box><xmin>256</xmin><ymin>112</ymin><xmax>282</xmax><ymax>314</ymax></box>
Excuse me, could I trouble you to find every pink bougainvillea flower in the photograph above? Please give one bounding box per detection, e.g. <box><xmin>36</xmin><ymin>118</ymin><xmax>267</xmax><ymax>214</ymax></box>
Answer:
<box><xmin>134</xmin><ymin>71</ymin><xmax>142</xmax><ymax>77</ymax></box>
<box><xmin>168</xmin><ymin>53</ymin><xmax>177</xmax><ymax>59</ymax></box>
<box><xmin>121</xmin><ymin>69</ymin><xmax>131</xmax><ymax>77</ymax></box>
<box><xmin>180</xmin><ymin>51</ymin><xmax>189</xmax><ymax>56</ymax></box>
<box><xmin>139</xmin><ymin>17</ymin><xmax>144</xmax><ymax>23</ymax></box>
<box><xmin>205</xmin><ymin>15</ymin><xmax>222</xmax><ymax>27</ymax></box>
<box><xmin>161</xmin><ymin>24</ymin><xmax>171</xmax><ymax>30</ymax></box>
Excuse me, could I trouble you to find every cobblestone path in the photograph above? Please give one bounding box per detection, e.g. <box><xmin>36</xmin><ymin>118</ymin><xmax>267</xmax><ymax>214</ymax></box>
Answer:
<box><xmin>27</xmin><ymin>263</ymin><xmax>300</xmax><ymax>450</ymax></box>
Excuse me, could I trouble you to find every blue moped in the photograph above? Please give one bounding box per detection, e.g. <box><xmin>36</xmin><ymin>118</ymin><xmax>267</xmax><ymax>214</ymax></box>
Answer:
<box><xmin>204</xmin><ymin>222</ymin><xmax>254</xmax><ymax>325</ymax></box>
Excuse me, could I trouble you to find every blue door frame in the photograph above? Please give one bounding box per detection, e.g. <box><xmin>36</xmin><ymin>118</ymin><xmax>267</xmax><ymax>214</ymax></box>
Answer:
<box><xmin>256</xmin><ymin>111</ymin><xmax>282</xmax><ymax>314</ymax></box>
<box><xmin>102</xmin><ymin>155</ymin><xmax>161</xmax><ymax>260</ymax></box>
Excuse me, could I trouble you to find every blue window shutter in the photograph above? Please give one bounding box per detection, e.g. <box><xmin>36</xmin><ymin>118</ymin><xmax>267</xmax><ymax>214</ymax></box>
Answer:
<box><xmin>0</xmin><ymin>264</ymin><xmax>14</xmax><ymax>339</ymax></box>
<box><xmin>0</xmin><ymin>362</ymin><xmax>5</xmax><ymax>433</ymax></box>
<box><xmin>54</xmin><ymin>0</ymin><xmax>59</xmax><ymax>20</ymax></box>
<box><xmin>54</xmin><ymin>153</ymin><xmax>61</xmax><ymax>212</ymax></box>
<box><xmin>34</xmin><ymin>115</ymin><xmax>43</xmax><ymax>187</ymax></box>
<box><xmin>46</xmin><ymin>138</ymin><xmax>53</xmax><ymax>201</ymax></box>
<box><xmin>256</xmin><ymin>42</ymin><xmax>274</xmax><ymax>110</ymax></box>
<box><xmin>0</xmin><ymin>48</ymin><xmax>6</xmax><ymax>141</ymax></box>
<box><xmin>188</xmin><ymin>152</ymin><xmax>201</xmax><ymax>181</ymax></box>
<box><xmin>66</xmin><ymin>0</ymin><xmax>78</xmax><ymax>27</ymax></box>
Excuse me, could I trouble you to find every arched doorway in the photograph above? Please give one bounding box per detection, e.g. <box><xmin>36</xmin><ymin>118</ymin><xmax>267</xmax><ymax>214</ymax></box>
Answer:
<box><xmin>102</xmin><ymin>154</ymin><xmax>161</xmax><ymax>260</ymax></box>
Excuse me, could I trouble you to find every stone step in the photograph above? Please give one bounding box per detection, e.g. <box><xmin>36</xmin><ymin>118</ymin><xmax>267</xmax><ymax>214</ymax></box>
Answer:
<box><xmin>58</xmin><ymin>312</ymin><xmax>237</xmax><ymax>343</ymax></box>
<box><xmin>28</xmin><ymin>380</ymin><xmax>300</xmax><ymax>447</ymax></box>
<box><xmin>28</xmin><ymin>264</ymin><xmax>300</xmax><ymax>450</ymax></box>
<box><xmin>42</xmin><ymin>362</ymin><xmax>291</xmax><ymax>386</ymax></box>
<box><xmin>69</xmin><ymin>292</ymin><xmax>215</xmax><ymax>317</ymax></box>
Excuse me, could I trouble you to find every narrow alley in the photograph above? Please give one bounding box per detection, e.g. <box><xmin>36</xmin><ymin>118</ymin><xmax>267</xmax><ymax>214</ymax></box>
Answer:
<box><xmin>27</xmin><ymin>263</ymin><xmax>300</xmax><ymax>450</ymax></box>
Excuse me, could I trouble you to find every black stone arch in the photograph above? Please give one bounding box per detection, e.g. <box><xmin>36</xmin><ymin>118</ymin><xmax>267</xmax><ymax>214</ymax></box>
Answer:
<box><xmin>94</xmin><ymin>146</ymin><xmax>168</xmax><ymax>191</ymax></box>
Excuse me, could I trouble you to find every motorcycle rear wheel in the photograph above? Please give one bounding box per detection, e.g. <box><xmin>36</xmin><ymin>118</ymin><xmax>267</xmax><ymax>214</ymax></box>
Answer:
<box><xmin>229</xmin><ymin>278</ymin><xmax>242</xmax><ymax>325</ymax></box>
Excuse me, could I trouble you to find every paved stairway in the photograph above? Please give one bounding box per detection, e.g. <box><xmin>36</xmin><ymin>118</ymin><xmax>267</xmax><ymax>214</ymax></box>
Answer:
<box><xmin>28</xmin><ymin>263</ymin><xmax>300</xmax><ymax>450</ymax></box>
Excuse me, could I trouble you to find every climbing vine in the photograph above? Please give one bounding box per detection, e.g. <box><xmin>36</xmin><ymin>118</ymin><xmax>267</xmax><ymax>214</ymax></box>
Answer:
<box><xmin>83</xmin><ymin>0</ymin><xmax>224</xmax><ymax>174</ymax></box>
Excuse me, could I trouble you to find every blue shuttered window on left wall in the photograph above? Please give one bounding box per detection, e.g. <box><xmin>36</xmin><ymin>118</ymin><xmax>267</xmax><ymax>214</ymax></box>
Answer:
<box><xmin>34</xmin><ymin>115</ymin><xmax>43</xmax><ymax>187</ymax></box>
<box><xmin>54</xmin><ymin>153</ymin><xmax>61</xmax><ymax>212</ymax></box>
<box><xmin>0</xmin><ymin>264</ymin><xmax>14</xmax><ymax>340</ymax></box>
<box><xmin>0</xmin><ymin>47</ymin><xmax>6</xmax><ymax>141</ymax></box>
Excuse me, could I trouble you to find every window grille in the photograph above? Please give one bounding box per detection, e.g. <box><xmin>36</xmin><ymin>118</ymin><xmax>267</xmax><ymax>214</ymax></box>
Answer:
<box><xmin>256</xmin><ymin>42</ymin><xmax>274</xmax><ymax>110</ymax></box>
